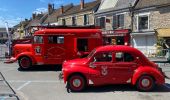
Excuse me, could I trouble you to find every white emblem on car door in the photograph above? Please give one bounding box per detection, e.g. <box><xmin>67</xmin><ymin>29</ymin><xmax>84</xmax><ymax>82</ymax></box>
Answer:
<box><xmin>101</xmin><ymin>66</ymin><xmax>108</xmax><ymax>76</ymax></box>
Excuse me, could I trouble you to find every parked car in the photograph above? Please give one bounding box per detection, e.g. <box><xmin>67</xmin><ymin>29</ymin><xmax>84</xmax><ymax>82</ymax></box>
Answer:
<box><xmin>61</xmin><ymin>45</ymin><xmax>165</xmax><ymax>92</ymax></box>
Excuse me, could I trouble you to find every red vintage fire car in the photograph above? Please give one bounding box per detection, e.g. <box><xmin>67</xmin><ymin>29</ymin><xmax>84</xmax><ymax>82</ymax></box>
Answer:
<box><xmin>5</xmin><ymin>28</ymin><xmax>103</xmax><ymax>70</ymax></box>
<box><xmin>62</xmin><ymin>45</ymin><xmax>165</xmax><ymax>92</ymax></box>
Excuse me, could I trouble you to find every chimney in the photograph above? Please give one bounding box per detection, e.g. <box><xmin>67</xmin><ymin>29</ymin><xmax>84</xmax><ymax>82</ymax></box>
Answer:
<box><xmin>60</xmin><ymin>5</ymin><xmax>64</xmax><ymax>14</ymax></box>
<box><xmin>80</xmin><ymin>0</ymin><xmax>84</xmax><ymax>9</ymax></box>
<box><xmin>32</xmin><ymin>13</ymin><xmax>36</xmax><ymax>19</ymax></box>
<box><xmin>48</xmin><ymin>3</ymin><xmax>53</xmax><ymax>14</ymax></box>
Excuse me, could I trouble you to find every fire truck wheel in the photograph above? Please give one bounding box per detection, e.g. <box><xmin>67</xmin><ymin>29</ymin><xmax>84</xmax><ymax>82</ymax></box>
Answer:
<box><xmin>68</xmin><ymin>74</ymin><xmax>86</xmax><ymax>92</ymax></box>
<box><xmin>136</xmin><ymin>75</ymin><xmax>155</xmax><ymax>92</ymax></box>
<box><xmin>18</xmin><ymin>56</ymin><xmax>32</xmax><ymax>70</ymax></box>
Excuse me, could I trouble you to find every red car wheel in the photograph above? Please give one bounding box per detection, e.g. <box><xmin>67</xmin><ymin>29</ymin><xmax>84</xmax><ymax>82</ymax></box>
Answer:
<box><xmin>68</xmin><ymin>75</ymin><xmax>86</xmax><ymax>92</ymax></box>
<box><xmin>18</xmin><ymin>57</ymin><xmax>32</xmax><ymax>70</ymax></box>
<box><xmin>136</xmin><ymin>75</ymin><xmax>155</xmax><ymax>91</ymax></box>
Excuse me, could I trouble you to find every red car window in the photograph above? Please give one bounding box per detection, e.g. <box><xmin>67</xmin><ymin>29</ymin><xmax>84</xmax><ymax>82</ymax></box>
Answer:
<box><xmin>115</xmin><ymin>52</ymin><xmax>134</xmax><ymax>62</ymax></box>
<box><xmin>93</xmin><ymin>52</ymin><xmax>112</xmax><ymax>62</ymax></box>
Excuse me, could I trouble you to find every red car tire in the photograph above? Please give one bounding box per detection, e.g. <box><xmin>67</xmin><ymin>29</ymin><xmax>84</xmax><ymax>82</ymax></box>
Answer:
<box><xmin>68</xmin><ymin>74</ymin><xmax>86</xmax><ymax>92</ymax></box>
<box><xmin>136</xmin><ymin>75</ymin><xmax>155</xmax><ymax>92</ymax></box>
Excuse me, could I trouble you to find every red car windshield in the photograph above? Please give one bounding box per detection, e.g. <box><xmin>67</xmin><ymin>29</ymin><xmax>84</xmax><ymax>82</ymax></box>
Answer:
<box><xmin>87</xmin><ymin>49</ymin><xmax>96</xmax><ymax>59</ymax></box>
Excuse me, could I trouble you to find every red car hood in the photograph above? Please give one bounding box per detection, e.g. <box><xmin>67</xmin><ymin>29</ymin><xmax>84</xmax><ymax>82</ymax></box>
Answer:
<box><xmin>63</xmin><ymin>58</ymin><xmax>89</xmax><ymax>66</ymax></box>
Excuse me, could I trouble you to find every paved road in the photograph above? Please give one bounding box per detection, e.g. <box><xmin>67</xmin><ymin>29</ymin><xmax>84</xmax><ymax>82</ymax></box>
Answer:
<box><xmin>0</xmin><ymin>61</ymin><xmax>170</xmax><ymax>100</ymax></box>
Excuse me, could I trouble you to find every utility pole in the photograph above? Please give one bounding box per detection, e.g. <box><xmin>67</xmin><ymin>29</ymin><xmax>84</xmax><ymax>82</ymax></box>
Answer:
<box><xmin>5</xmin><ymin>22</ymin><xmax>11</xmax><ymax>57</ymax></box>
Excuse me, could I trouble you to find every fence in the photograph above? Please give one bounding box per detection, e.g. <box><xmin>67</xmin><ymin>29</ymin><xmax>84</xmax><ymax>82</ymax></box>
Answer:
<box><xmin>137</xmin><ymin>48</ymin><xmax>169</xmax><ymax>59</ymax></box>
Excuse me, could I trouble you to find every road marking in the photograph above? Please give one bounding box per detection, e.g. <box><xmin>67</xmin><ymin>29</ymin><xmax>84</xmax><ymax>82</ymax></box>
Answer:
<box><xmin>9</xmin><ymin>80</ymin><xmax>64</xmax><ymax>83</ymax></box>
<box><xmin>17</xmin><ymin>81</ymin><xmax>31</xmax><ymax>90</ymax></box>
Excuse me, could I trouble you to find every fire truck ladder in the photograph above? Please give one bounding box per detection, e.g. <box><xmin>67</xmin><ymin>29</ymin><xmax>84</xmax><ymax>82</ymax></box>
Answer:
<box><xmin>0</xmin><ymin>72</ymin><xmax>19</xmax><ymax>100</ymax></box>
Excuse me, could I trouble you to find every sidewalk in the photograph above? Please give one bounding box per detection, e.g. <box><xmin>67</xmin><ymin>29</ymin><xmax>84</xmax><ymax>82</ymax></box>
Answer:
<box><xmin>0</xmin><ymin>72</ymin><xmax>19</xmax><ymax>100</ymax></box>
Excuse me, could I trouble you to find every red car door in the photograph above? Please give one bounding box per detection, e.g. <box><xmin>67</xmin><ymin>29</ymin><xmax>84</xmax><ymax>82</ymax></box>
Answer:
<box><xmin>89</xmin><ymin>52</ymin><xmax>114</xmax><ymax>85</ymax></box>
<box><xmin>112</xmin><ymin>52</ymin><xmax>137</xmax><ymax>84</ymax></box>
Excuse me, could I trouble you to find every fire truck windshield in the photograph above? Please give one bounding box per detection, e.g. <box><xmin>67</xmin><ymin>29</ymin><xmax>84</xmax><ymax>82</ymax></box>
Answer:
<box><xmin>34</xmin><ymin>36</ymin><xmax>43</xmax><ymax>44</ymax></box>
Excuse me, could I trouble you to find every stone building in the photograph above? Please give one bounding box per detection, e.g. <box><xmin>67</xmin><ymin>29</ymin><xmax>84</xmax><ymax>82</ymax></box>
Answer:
<box><xmin>42</xmin><ymin>3</ymin><xmax>73</xmax><ymax>25</ymax></box>
<box><xmin>94</xmin><ymin>0</ymin><xmax>137</xmax><ymax>45</ymax></box>
<box><xmin>132</xmin><ymin>0</ymin><xmax>170</xmax><ymax>56</ymax></box>
<box><xmin>57</xmin><ymin>0</ymin><xmax>100</xmax><ymax>26</ymax></box>
<box><xmin>95</xmin><ymin>0</ymin><xmax>137</xmax><ymax>30</ymax></box>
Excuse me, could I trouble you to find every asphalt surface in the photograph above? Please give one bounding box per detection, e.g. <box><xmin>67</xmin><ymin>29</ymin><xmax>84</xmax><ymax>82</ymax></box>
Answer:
<box><xmin>0</xmin><ymin>61</ymin><xmax>170</xmax><ymax>100</ymax></box>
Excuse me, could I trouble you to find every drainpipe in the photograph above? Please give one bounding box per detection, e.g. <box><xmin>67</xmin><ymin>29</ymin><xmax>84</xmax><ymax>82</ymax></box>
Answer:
<box><xmin>128</xmin><ymin>3</ymin><xmax>134</xmax><ymax>31</ymax></box>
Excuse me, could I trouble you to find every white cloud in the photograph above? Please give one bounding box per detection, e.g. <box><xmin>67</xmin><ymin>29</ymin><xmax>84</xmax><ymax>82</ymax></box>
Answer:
<box><xmin>0</xmin><ymin>16</ymin><xmax>21</xmax><ymax>27</ymax></box>
<box><xmin>33</xmin><ymin>8</ymin><xmax>47</xmax><ymax>14</ymax></box>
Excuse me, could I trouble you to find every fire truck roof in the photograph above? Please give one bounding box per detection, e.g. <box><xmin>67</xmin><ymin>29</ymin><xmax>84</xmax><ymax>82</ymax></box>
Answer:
<box><xmin>34</xmin><ymin>29</ymin><xmax>102</xmax><ymax>35</ymax></box>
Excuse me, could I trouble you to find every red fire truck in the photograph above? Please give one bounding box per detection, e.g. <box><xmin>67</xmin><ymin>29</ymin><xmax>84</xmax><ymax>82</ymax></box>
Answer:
<box><xmin>6</xmin><ymin>27</ymin><xmax>103</xmax><ymax>70</ymax></box>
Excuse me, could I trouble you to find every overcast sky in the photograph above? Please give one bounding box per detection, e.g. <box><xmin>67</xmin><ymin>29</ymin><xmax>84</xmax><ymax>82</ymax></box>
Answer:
<box><xmin>0</xmin><ymin>0</ymin><xmax>94</xmax><ymax>27</ymax></box>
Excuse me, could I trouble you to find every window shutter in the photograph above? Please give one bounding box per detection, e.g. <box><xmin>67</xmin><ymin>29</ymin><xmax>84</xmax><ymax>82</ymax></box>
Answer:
<box><xmin>95</xmin><ymin>18</ymin><xmax>100</xmax><ymax>26</ymax></box>
<box><xmin>134</xmin><ymin>16</ymin><xmax>137</xmax><ymax>30</ymax></box>
<box><xmin>84</xmin><ymin>15</ymin><xmax>87</xmax><ymax>25</ymax></box>
<box><xmin>113</xmin><ymin>15</ymin><xmax>117</xmax><ymax>29</ymax></box>
<box><xmin>120</xmin><ymin>14</ymin><xmax>124</xmax><ymax>28</ymax></box>
<box><xmin>100</xmin><ymin>17</ymin><xmax>106</xmax><ymax>29</ymax></box>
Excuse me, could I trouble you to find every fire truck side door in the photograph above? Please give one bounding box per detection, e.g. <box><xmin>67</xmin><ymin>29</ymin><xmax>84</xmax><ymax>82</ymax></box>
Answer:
<box><xmin>64</xmin><ymin>35</ymin><xmax>76</xmax><ymax>60</ymax></box>
<box><xmin>44</xmin><ymin>35</ymin><xmax>65</xmax><ymax>64</ymax></box>
<box><xmin>33</xmin><ymin>35</ymin><xmax>44</xmax><ymax>65</ymax></box>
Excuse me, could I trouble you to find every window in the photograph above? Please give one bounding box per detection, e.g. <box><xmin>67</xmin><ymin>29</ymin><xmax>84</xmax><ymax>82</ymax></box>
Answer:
<box><xmin>115</xmin><ymin>52</ymin><xmax>134</xmax><ymax>62</ymax></box>
<box><xmin>72</xmin><ymin>16</ymin><xmax>76</xmax><ymax>26</ymax></box>
<box><xmin>48</xmin><ymin>36</ymin><xmax>64</xmax><ymax>44</ymax></box>
<box><xmin>34</xmin><ymin>36</ymin><xmax>43</xmax><ymax>44</ymax></box>
<box><xmin>84</xmin><ymin>14</ymin><xmax>89</xmax><ymax>25</ymax></box>
<box><xmin>62</xmin><ymin>19</ymin><xmax>66</xmax><ymax>26</ymax></box>
<box><xmin>113</xmin><ymin>14</ymin><xmax>124</xmax><ymax>29</ymax></box>
<box><xmin>0</xmin><ymin>33</ymin><xmax>3</xmax><ymax>38</ymax></box>
<box><xmin>77</xmin><ymin>39</ymin><xmax>88</xmax><ymax>52</ymax></box>
<box><xmin>95</xmin><ymin>17</ymin><xmax>106</xmax><ymax>29</ymax></box>
<box><xmin>138</xmin><ymin>15</ymin><xmax>149</xmax><ymax>30</ymax></box>
<box><xmin>136</xmin><ymin>13</ymin><xmax>150</xmax><ymax>31</ymax></box>
<box><xmin>94</xmin><ymin>52</ymin><xmax>112</xmax><ymax>62</ymax></box>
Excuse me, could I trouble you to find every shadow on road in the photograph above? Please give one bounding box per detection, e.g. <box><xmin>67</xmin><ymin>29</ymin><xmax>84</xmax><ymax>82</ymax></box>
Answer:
<box><xmin>71</xmin><ymin>84</ymin><xmax>170</xmax><ymax>93</ymax></box>
<box><xmin>83</xmin><ymin>84</ymin><xmax>135</xmax><ymax>93</ymax></box>
<box><xmin>17</xmin><ymin>65</ymin><xmax>62</xmax><ymax>72</ymax></box>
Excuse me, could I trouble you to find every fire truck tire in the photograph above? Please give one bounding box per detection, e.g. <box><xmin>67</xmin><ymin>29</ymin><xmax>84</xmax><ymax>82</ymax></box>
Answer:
<box><xmin>68</xmin><ymin>74</ymin><xmax>86</xmax><ymax>92</ymax></box>
<box><xmin>18</xmin><ymin>56</ymin><xmax>32</xmax><ymax>70</ymax></box>
<box><xmin>136</xmin><ymin>75</ymin><xmax>155</xmax><ymax>92</ymax></box>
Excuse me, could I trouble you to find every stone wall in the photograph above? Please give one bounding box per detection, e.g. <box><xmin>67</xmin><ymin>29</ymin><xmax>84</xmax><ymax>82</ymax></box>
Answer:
<box><xmin>58</xmin><ymin>11</ymin><xmax>95</xmax><ymax>26</ymax></box>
